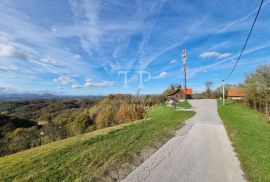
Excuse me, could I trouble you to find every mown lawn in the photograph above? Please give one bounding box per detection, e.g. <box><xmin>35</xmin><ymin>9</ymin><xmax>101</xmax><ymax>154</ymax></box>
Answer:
<box><xmin>0</xmin><ymin>105</ymin><xmax>194</xmax><ymax>182</ymax></box>
<box><xmin>176</xmin><ymin>100</ymin><xmax>192</xmax><ymax>109</ymax></box>
<box><xmin>218</xmin><ymin>100</ymin><xmax>270</xmax><ymax>182</ymax></box>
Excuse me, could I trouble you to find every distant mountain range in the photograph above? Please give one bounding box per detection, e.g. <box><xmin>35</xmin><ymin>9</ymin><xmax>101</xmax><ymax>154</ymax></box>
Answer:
<box><xmin>0</xmin><ymin>93</ymin><xmax>104</xmax><ymax>101</ymax></box>
<box><xmin>0</xmin><ymin>93</ymin><xmax>58</xmax><ymax>100</ymax></box>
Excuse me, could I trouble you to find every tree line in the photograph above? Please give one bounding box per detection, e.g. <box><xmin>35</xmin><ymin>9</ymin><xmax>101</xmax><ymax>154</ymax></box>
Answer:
<box><xmin>242</xmin><ymin>65</ymin><xmax>269</xmax><ymax>115</ymax></box>
<box><xmin>201</xmin><ymin>65</ymin><xmax>269</xmax><ymax>115</ymax></box>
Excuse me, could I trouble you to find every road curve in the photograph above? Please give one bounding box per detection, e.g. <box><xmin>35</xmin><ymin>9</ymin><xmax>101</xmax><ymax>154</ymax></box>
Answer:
<box><xmin>122</xmin><ymin>99</ymin><xmax>245</xmax><ymax>182</ymax></box>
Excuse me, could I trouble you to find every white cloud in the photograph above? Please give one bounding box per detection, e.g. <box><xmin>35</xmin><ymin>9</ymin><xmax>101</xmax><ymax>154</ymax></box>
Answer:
<box><xmin>41</xmin><ymin>57</ymin><xmax>57</xmax><ymax>65</ymax></box>
<box><xmin>84</xmin><ymin>79</ymin><xmax>114</xmax><ymax>88</ymax></box>
<box><xmin>73</xmin><ymin>54</ymin><xmax>81</xmax><ymax>59</ymax></box>
<box><xmin>57</xmin><ymin>86</ymin><xmax>64</xmax><ymax>90</ymax></box>
<box><xmin>67</xmin><ymin>0</ymin><xmax>169</xmax><ymax>71</ymax></box>
<box><xmin>217</xmin><ymin>0</ymin><xmax>270</xmax><ymax>33</ymax></box>
<box><xmin>0</xmin><ymin>43</ymin><xmax>27</xmax><ymax>60</ymax></box>
<box><xmin>72</xmin><ymin>84</ymin><xmax>82</xmax><ymax>89</ymax></box>
<box><xmin>170</xmin><ymin>59</ymin><xmax>178</xmax><ymax>64</ymax></box>
<box><xmin>53</xmin><ymin>76</ymin><xmax>74</xmax><ymax>85</ymax></box>
<box><xmin>157</xmin><ymin>71</ymin><xmax>168</xmax><ymax>79</ymax></box>
<box><xmin>0</xmin><ymin>86</ymin><xmax>20</xmax><ymax>94</ymax></box>
<box><xmin>0</xmin><ymin>7</ymin><xmax>96</xmax><ymax>79</ymax></box>
<box><xmin>0</xmin><ymin>31</ymin><xmax>9</xmax><ymax>42</ymax></box>
<box><xmin>51</xmin><ymin>25</ymin><xmax>58</xmax><ymax>32</ymax></box>
<box><xmin>199</xmin><ymin>51</ymin><xmax>231</xmax><ymax>59</ymax></box>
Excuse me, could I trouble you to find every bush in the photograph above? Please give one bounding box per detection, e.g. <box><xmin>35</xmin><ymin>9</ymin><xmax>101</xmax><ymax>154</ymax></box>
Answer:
<box><xmin>13</xmin><ymin>128</ymin><xmax>25</xmax><ymax>137</ymax></box>
<box><xmin>114</xmin><ymin>104</ymin><xmax>145</xmax><ymax>124</ymax></box>
<box><xmin>95</xmin><ymin>106</ymin><xmax>115</xmax><ymax>129</ymax></box>
<box><xmin>73</xmin><ymin>114</ymin><xmax>93</xmax><ymax>134</ymax></box>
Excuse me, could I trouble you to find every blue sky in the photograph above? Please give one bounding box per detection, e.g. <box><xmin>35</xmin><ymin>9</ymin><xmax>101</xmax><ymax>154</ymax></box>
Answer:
<box><xmin>0</xmin><ymin>0</ymin><xmax>269</xmax><ymax>95</ymax></box>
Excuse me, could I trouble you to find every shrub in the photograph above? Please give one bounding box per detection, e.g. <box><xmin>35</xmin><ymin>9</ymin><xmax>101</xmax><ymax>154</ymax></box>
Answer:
<box><xmin>95</xmin><ymin>106</ymin><xmax>115</xmax><ymax>129</ymax></box>
<box><xmin>114</xmin><ymin>104</ymin><xmax>145</xmax><ymax>124</ymax></box>
<box><xmin>73</xmin><ymin>114</ymin><xmax>93</xmax><ymax>134</ymax></box>
<box><xmin>13</xmin><ymin>128</ymin><xmax>25</xmax><ymax>137</ymax></box>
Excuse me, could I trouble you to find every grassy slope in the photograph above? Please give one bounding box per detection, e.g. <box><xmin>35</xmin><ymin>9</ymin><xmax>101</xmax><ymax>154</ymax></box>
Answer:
<box><xmin>0</xmin><ymin>105</ymin><xmax>194</xmax><ymax>182</ymax></box>
<box><xmin>218</xmin><ymin>101</ymin><xmax>270</xmax><ymax>182</ymax></box>
<box><xmin>176</xmin><ymin>101</ymin><xmax>192</xmax><ymax>109</ymax></box>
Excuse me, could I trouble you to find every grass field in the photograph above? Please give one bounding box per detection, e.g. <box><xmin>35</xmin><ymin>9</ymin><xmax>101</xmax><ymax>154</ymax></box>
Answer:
<box><xmin>0</xmin><ymin>105</ymin><xmax>194</xmax><ymax>182</ymax></box>
<box><xmin>176</xmin><ymin>100</ymin><xmax>192</xmax><ymax>109</ymax></box>
<box><xmin>218</xmin><ymin>100</ymin><xmax>270</xmax><ymax>182</ymax></box>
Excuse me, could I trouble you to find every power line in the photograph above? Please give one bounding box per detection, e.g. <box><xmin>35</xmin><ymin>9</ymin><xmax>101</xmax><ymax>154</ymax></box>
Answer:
<box><xmin>226</xmin><ymin>0</ymin><xmax>264</xmax><ymax>80</ymax></box>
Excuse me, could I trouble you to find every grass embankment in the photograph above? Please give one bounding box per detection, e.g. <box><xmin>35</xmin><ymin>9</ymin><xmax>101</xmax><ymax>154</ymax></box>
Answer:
<box><xmin>218</xmin><ymin>101</ymin><xmax>270</xmax><ymax>182</ymax></box>
<box><xmin>0</xmin><ymin>105</ymin><xmax>194</xmax><ymax>182</ymax></box>
<box><xmin>176</xmin><ymin>100</ymin><xmax>192</xmax><ymax>109</ymax></box>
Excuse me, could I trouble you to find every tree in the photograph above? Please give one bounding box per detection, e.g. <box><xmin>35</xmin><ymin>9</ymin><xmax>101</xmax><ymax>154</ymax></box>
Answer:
<box><xmin>215</xmin><ymin>84</ymin><xmax>235</xmax><ymax>98</ymax></box>
<box><xmin>244</xmin><ymin>65</ymin><xmax>270</xmax><ymax>115</ymax></box>
<box><xmin>205</xmin><ymin>81</ymin><xmax>213</xmax><ymax>98</ymax></box>
<box><xmin>73</xmin><ymin>114</ymin><xmax>93</xmax><ymax>134</ymax></box>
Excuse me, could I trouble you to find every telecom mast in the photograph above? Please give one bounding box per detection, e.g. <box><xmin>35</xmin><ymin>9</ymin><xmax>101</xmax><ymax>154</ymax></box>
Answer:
<box><xmin>182</xmin><ymin>49</ymin><xmax>187</xmax><ymax>100</ymax></box>
<box><xmin>182</xmin><ymin>49</ymin><xmax>187</xmax><ymax>90</ymax></box>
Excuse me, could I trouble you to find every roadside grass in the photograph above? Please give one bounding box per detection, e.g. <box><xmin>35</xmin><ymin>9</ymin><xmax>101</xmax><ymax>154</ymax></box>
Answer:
<box><xmin>218</xmin><ymin>100</ymin><xmax>270</xmax><ymax>182</ymax></box>
<box><xmin>0</xmin><ymin>105</ymin><xmax>194</xmax><ymax>182</ymax></box>
<box><xmin>176</xmin><ymin>100</ymin><xmax>192</xmax><ymax>109</ymax></box>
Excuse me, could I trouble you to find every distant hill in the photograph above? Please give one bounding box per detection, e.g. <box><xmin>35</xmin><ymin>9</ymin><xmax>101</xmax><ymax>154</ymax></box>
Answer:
<box><xmin>0</xmin><ymin>93</ymin><xmax>56</xmax><ymax>100</ymax></box>
<box><xmin>0</xmin><ymin>93</ymin><xmax>105</xmax><ymax>101</ymax></box>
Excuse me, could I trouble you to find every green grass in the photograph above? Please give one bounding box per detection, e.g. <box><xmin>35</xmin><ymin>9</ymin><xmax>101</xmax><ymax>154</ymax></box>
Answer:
<box><xmin>176</xmin><ymin>101</ymin><xmax>192</xmax><ymax>109</ymax></box>
<box><xmin>218</xmin><ymin>100</ymin><xmax>270</xmax><ymax>182</ymax></box>
<box><xmin>0</xmin><ymin>105</ymin><xmax>194</xmax><ymax>182</ymax></box>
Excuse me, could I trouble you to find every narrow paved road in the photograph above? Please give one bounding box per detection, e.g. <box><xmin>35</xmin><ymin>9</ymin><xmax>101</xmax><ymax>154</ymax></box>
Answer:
<box><xmin>123</xmin><ymin>99</ymin><xmax>245</xmax><ymax>182</ymax></box>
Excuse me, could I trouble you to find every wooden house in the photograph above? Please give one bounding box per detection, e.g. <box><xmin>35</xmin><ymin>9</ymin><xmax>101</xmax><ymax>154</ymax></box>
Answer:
<box><xmin>167</xmin><ymin>88</ymin><xmax>193</xmax><ymax>101</ymax></box>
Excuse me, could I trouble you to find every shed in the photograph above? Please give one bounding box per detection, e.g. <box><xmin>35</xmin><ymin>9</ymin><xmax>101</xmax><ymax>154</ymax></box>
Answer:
<box><xmin>167</xmin><ymin>88</ymin><xmax>193</xmax><ymax>101</ymax></box>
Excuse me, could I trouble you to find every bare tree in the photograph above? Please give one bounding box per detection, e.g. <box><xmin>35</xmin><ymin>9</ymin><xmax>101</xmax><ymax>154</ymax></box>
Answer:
<box><xmin>205</xmin><ymin>81</ymin><xmax>213</xmax><ymax>98</ymax></box>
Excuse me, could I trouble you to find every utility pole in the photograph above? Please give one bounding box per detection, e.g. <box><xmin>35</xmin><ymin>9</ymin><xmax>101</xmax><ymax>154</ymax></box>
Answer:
<box><xmin>222</xmin><ymin>80</ymin><xmax>225</xmax><ymax>106</ymax></box>
<box><xmin>182</xmin><ymin>49</ymin><xmax>187</xmax><ymax>100</ymax></box>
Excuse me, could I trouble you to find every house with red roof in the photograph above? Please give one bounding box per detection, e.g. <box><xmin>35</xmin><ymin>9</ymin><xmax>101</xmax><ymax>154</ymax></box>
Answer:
<box><xmin>166</xmin><ymin>88</ymin><xmax>193</xmax><ymax>101</ymax></box>
<box><xmin>227</xmin><ymin>88</ymin><xmax>245</xmax><ymax>100</ymax></box>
